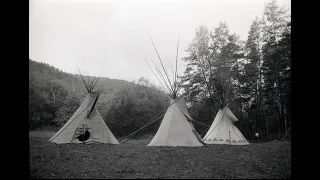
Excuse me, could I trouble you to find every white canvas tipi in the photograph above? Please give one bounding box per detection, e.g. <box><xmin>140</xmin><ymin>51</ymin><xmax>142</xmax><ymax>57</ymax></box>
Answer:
<box><xmin>49</xmin><ymin>73</ymin><xmax>119</xmax><ymax>144</ymax></box>
<box><xmin>203</xmin><ymin>106</ymin><xmax>249</xmax><ymax>145</ymax></box>
<box><xmin>148</xmin><ymin>95</ymin><xmax>206</xmax><ymax>147</ymax></box>
<box><xmin>145</xmin><ymin>35</ymin><xmax>205</xmax><ymax>147</ymax></box>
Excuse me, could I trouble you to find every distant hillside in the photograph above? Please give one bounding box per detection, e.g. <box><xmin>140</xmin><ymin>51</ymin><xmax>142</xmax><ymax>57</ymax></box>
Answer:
<box><xmin>29</xmin><ymin>59</ymin><xmax>134</xmax><ymax>93</ymax></box>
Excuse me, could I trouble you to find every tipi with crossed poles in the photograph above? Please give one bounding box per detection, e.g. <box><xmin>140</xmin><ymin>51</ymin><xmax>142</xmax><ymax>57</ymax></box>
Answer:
<box><xmin>49</xmin><ymin>71</ymin><xmax>119</xmax><ymax>144</ymax></box>
<box><xmin>144</xmin><ymin>34</ymin><xmax>205</xmax><ymax>147</ymax></box>
<box><xmin>148</xmin><ymin>95</ymin><xmax>206</xmax><ymax>146</ymax></box>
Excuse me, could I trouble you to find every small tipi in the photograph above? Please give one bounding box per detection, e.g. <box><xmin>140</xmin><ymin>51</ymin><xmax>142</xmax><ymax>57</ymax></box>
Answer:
<box><xmin>49</xmin><ymin>72</ymin><xmax>119</xmax><ymax>144</ymax></box>
<box><xmin>203</xmin><ymin>106</ymin><xmax>249</xmax><ymax>145</ymax></box>
<box><xmin>145</xmin><ymin>35</ymin><xmax>205</xmax><ymax>147</ymax></box>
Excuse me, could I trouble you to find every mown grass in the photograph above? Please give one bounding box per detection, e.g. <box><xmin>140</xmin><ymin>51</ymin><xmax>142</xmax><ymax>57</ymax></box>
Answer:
<box><xmin>29</xmin><ymin>131</ymin><xmax>291</xmax><ymax>179</ymax></box>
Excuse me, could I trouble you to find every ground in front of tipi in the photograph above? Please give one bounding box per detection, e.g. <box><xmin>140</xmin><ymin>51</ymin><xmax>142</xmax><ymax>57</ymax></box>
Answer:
<box><xmin>30</xmin><ymin>131</ymin><xmax>291</xmax><ymax>179</ymax></box>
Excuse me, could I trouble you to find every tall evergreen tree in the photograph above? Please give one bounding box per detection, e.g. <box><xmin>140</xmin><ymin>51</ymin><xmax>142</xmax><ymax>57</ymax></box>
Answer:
<box><xmin>261</xmin><ymin>0</ymin><xmax>290</xmax><ymax>139</ymax></box>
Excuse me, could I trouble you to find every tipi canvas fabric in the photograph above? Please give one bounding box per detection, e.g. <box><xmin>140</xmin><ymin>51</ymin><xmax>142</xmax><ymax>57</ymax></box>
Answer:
<box><xmin>148</xmin><ymin>96</ymin><xmax>205</xmax><ymax>147</ymax></box>
<box><xmin>203</xmin><ymin>107</ymin><xmax>249</xmax><ymax>145</ymax></box>
<box><xmin>49</xmin><ymin>92</ymin><xmax>119</xmax><ymax>144</ymax></box>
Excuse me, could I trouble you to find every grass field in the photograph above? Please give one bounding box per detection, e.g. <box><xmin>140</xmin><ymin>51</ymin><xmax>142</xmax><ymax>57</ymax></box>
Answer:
<box><xmin>29</xmin><ymin>131</ymin><xmax>291</xmax><ymax>179</ymax></box>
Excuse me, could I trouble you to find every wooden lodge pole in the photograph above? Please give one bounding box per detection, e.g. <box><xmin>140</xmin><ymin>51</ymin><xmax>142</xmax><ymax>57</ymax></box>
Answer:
<box><xmin>83</xmin><ymin>124</ymin><xmax>85</xmax><ymax>145</ymax></box>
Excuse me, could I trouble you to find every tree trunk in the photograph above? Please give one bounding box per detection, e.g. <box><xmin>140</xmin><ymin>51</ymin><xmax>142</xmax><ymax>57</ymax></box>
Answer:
<box><xmin>257</xmin><ymin>42</ymin><xmax>265</xmax><ymax>141</ymax></box>
<box><xmin>276</xmin><ymin>116</ymin><xmax>281</xmax><ymax>140</ymax></box>
<box><xmin>222</xmin><ymin>90</ymin><xmax>225</xmax><ymax>108</ymax></box>
<box><xmin>280</xmin><ymin>95</ymin><xmax>285</xmax><ymax>132</ymax></box>
<box><xmin>50</xmin><ymin>88</ymin><xmax>55</xmax><ymax>103</ymax></box>
<box><xmin>256</xmin><ymin>111</ymin><xmax>260</xmax><ymax>140</ymax></box>
<box><xmin>273</xmin><ymin>90</ymin><xmax>280</xmax><ymax>140</ymax></box>
<box><xmin>249</xmin><ymin>118</ymin><xmax>252</xmax><ymax>139</ymax></box>
<box><xmin>272</xmin><ymin>20</ymin><xmax>281</xmax><ymax>140</ymax></box>
<box><xmin>262</xmin><ymin>116</ymin><xmax>267</xmax><ymax>141</ymax></box>
<box><xmin>255</xmin><ymin>79</ymin><xmax>262</xmax><ymax>140</ymax></box>
<box><xmin>276</xmin><ymin>96</ymin><xmax>281</xmax><ymax>140</ymax></box>
<box><xmin>284</xmin><ymin>103</ymin><xmax>287</xmax><ymax>132</ymax></box>
<box><xmin>258</xmin><ymin>103</ymin><xmax>263</xmax><ymax>140</ymax></box>
<box><xmin>248</xmin><ymin>116</ymin><xmax>252</xmax><ymax>139</ymax></box>
<box><xmin>208</xmin><ymin>100</ymin><xmax>212</xmax><ymax>122</ymax></box>
<box><xmin>276</xmin><ymin>71</ymin><xmax>281</xmax><ymax>140</ymax></box>
<box><xmin>239</xmin><ymin>99</ymin><xmax>243</xmax><ymax>123</ymax></box>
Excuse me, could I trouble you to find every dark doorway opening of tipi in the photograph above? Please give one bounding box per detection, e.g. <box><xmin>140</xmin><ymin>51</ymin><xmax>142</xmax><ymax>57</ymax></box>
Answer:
<box><xmin>77</xmin><ymin>130</ymin><xmax>91</xmax><ymax>142</ymax></box>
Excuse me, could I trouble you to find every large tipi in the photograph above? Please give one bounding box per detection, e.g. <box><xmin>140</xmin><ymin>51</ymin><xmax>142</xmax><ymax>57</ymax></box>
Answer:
<box><xmin>49</xmin><ymin>72</ymin><xmax>119</xmax><ymax>144</ymax></box>
<box><xmin>148</xmin><ymin>95</ymin><xmax>205</xmax><ymax>146</ymax></box>
<box><xmin>203</xmin><ymin>106</ymin><xmax>249</xmax><ymax>145</ymax></box>
<box><xmin>145</xmin><ymin>35</ymin><xmax>205</xmax><ymax>147</ymax></box>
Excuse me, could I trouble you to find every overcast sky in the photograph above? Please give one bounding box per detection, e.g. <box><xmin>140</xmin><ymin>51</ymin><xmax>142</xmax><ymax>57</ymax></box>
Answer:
<box><xmin>29</xmin><ymin>0</ymin><xmax>291</xmax><ymax>85</ymax></box>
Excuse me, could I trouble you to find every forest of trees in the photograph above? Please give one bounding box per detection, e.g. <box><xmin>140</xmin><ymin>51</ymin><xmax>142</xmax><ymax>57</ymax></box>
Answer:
<box><xmin>180</xmin><ymin>0</ymin><xmax>291</xmax><ymax>140</ymax></box>
<box><xmin>29</xmin><ymin>0</ymin><xmax>290</xmax><ymax>141</ymax></box>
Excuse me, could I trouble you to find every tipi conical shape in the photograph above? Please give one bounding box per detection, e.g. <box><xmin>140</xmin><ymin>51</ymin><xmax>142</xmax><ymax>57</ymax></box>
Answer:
<box><xmin>145</xmin><ymin>35</ymin><xmax>205</xmax><ymax>147</ymax></box>
<box><xmin>203</xmin><ymin>106</ymin><xmax>249</xmax><ymax>145</ymax></box>
<box><xmin>148</xmin><ymin>95</ymin><xmax>205</xmax><ymax>146</ymax></box>
<box><xmin>49</xmin><ymin>72</ymin><xmax>119</xmax><ymax>144</ymax></box>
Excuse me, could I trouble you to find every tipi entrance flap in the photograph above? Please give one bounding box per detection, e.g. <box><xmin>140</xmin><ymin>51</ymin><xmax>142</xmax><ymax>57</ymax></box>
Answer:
<box><xmin>71</xmin><ymin>120</ymin><xmax>91</xmax><ymax>142</ymax></box>
<box><xmin>223</xmin><ymin>106</ymin><xmax>238</xmax><ymax>122</ymax></box>
<box><xmin>86</xmin><ymin>92</ymin><xmax>99</xmax><ymax>117</ymax></box>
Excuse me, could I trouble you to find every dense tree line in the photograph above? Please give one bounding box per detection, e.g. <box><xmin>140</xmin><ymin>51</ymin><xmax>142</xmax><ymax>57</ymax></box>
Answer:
<box><xmin>104</xmin><ymin>77</ymin><xmax>169</xmax><ymax>138</ymax></box>
<box><xmin>29</xmin><ymin>60</ymin><xmax>84</xmax><ymax>129</ymax></box>
<box><xmin>180</xmin><ymin>0</ymin><xmax>291</xmax><ymax>140</ymax></box>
